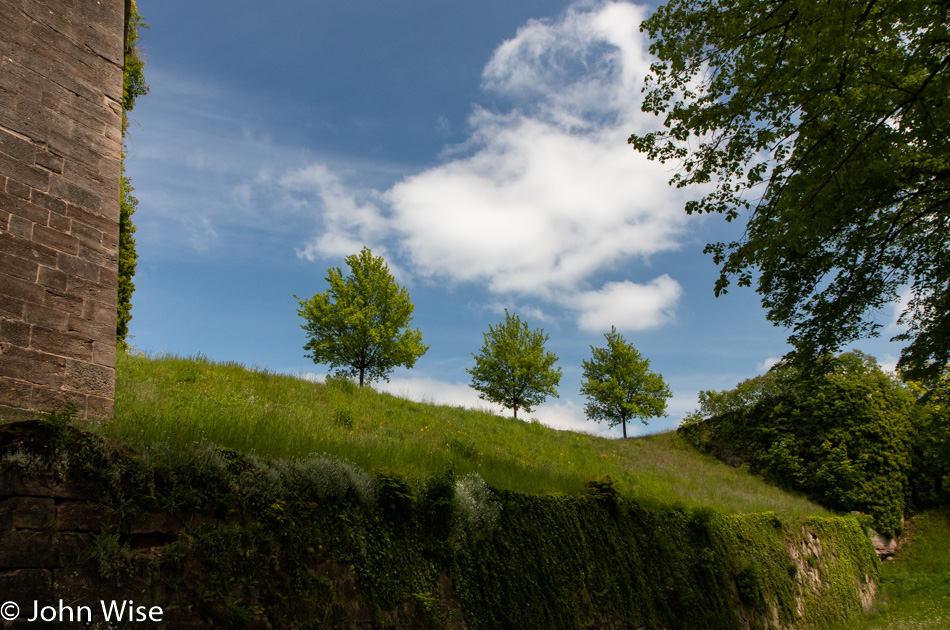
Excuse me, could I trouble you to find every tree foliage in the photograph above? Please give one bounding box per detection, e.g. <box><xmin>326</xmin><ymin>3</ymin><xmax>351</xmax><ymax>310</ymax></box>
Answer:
<box><xmin>580</xmin><ymin>327</ymin><xmax>671</xmax><ymax>438</ymax></box>
<box><xmin>296</xmin><ymin>248</ymin><xmax>429</xmax><ymax>387</ymax></box>
<box><xmin>467</xmin><ymin>310</ymin><xmax>562</xmax><ymax>419</ymax></box>
<box><xmin>630</xmin><ymin>0</ymin><xmax>950</xmax><ymax>381</ymax></box>
<box><xmin>906</xmin><ymin>369</ymin><xmax>950</xmax><ymax>508</ymax></box>
<box><xmin>117</xmin><ymin>1</ymin><xmax>148</xmax><ymax>347</ymax></box>
<box><xmin>679</xmin><ymin>351</ymin><xmax>915</xmax><ymax>535</ymax></box>
<box><xmin>681</xmin><ymin>359</ymin><xmax>807</xmax><ymax>427</ymax></box>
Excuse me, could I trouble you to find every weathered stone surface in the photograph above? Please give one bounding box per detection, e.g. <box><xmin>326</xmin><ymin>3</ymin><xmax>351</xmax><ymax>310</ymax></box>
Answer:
<box><xmin>35</xmin><ymin>267</ymin><xmax>67</xmax><ymax>293</ymax></box>
<box><xmin>56</xmin><ymin>501</ymin><xmax>119</xmax><ymax>531</ymax></box>
<box><xmin>46</xmin><ymin>210</ymin><xmax>69</xmax><ymax>232</ymax></box>
<box><xmin>0</xmin><ymin>295</ymin><xmax>25</xmax><ymax>319</ymax></box>
<box><xmin>53</xmin><ymin>565</ymin><xmax>152</xmax><ymax>607</ymax></box>
<box><xmin>31</xmin><ymin>224</ymin><xmax>79</xmax><ymax>256</ymax></box>
<box><xmin>0</xmin><ymin>344</ymin><xmax>66</xmax><ymax>387</ymax></box>
<box><xmin>41</xmin><ymin>289</ymin><xmax>84</xmax><ymax>317</ymax></box>
<box><xmin>0</xmin><ymin>0</ymin><xmax>123</xmax><ymax>419</ymax></box>
<box><xmin>30</xmin><ymin>327</ymin><xmax>93</xmax><ymax>362</ymax></box>
<box><xmin>0</xmin><ymin>568</ymin><xmax>53</xmax><ymax>608</ymax></box>
<box><xmin>29</xmin><ymin>388</ymin><xmax>89</xmax><ymax>416</ymax></box>
<box><xmin>127</xmin><ymin>512</ymin><xmax>184</xmax><ymax>537</ymax></box>
<box><xmin>92</xmin><ymin>340</ymin><xmax>117</xmax><ymax>368</ymax></box>
<box><xmin>63</xmin><ymin>360</ymin><xmax>113</xmax><ymax>397</ymax></box>
<box><xmin>0</xmin><ymin>128</ymin><xmax>36</xmax><ymax>163</ymax></box>
<box><xmin>0</xmin><ymin>273</ymin><xmax>45</xmax><ymax>306</ymax></box>
<box><xmin>0</xmin><ymin>376</ymin><xmax>33</xmax><ymax>408</ymax></box>
<box><xmin>30</xmin><ymin>189</ymin><xmax>67</xmax><ymax>216</ymax></box>
<box><xmin>0</xmin><ymin>497</ymin><xmax>56</xmax><ymax>530</ymax></box>
<box><xmin>0</xmin><ymin>469</ymin><xmax>101</xmax><ymax>502</ymax></box>
<box><xmin>65</xmin><ymin>316</ymin><xmax>113</xmax><ymax>345</ymax></box>
<box><xmin>0</xmin><ymin>319</ymin><xmax>31</xmax><ymax>348</ymax></box>
<box><xmin>0</xmin><ymin>532</ymin><xmax>72</xmax><ymax>568</ymax></box>
<box><xmin>872</xmin><ymin>532</ymin><xmax>898</xmax><ymax>559</ymax></box>
<box><xmin>0</xmin><ymin>254</ymin><xmax>38</xmax><ymax>283</ymax></box>
<box><xmin>0</xmin><ymin>232</ymin><xmax>59</xmax><ymax>268</ymax></box>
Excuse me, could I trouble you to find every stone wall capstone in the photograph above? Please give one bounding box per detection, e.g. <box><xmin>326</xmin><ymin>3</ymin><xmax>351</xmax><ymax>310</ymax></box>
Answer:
<box><xmin>0</xmin><ymin>0</ymin><xmax>125</xmax><ymax>419</ymax></box>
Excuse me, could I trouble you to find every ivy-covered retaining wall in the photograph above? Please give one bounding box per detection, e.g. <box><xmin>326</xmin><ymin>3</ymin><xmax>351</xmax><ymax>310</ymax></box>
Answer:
<box><xmin>0</xmin><ymin>419</ymin><xmax>879</xmax><ymax>629</ymax></box>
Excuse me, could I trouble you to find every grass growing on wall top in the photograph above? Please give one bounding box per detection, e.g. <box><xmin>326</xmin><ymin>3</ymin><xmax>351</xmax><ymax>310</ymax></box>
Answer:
<box><xmin>103</xmin><ymin>351</ymin><xmax>832</xmax><ymax>518</ymax></box>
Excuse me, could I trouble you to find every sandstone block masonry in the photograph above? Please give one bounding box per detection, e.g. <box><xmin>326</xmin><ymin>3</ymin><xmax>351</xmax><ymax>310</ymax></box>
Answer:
<box><xmin>0</xmin><ymin>0</ymin><xmax>125</xmax><ymax>419</ymax></box>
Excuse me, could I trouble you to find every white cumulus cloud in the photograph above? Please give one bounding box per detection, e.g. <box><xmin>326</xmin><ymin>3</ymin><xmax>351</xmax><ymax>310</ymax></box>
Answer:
<box><xmin>386</xmin><ymin>2</ymin><xmax>686</xmax><ymax>300</ymax></box>
<box><xmin>287</xmin><ymin>1</ymin><xmax>689</xmax><ymax>332</ymax></box>
<box><xmin>572</xmin><ymin>275</ymin><xmax>682</xmax><ymax>332</ymax></box>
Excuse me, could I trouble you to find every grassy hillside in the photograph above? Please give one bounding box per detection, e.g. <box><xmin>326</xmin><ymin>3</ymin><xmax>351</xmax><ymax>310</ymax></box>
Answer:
<box><xmin>100</xmin><ymin>352</ymin><xmax>831</xmax><ymax>519</ymax></box>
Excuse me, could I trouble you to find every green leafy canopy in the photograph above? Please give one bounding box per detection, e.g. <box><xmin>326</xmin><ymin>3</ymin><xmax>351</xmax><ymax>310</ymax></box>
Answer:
<box><xmin>678</xmin><ymin>351</ymin><xmax>916</xmax><ymax>535</ymax></box>
<box><xmin>296</xmin><ymin>248</ymin><xmax>429</xmax><ymax>387</ymax></box>
<box><xmin>467</xmin><ymin>310</ymin><xmax>562</xmax><ymax>419</ymax></box>
<box><xmin>580</xmin><ymin>326</ymin><xmax>672</xmax><ymax>438</ymax></box>
<box><xmin>630</xmin><ymin>0</ymin><xmax>950</xmax><ymax>380</ymax></box>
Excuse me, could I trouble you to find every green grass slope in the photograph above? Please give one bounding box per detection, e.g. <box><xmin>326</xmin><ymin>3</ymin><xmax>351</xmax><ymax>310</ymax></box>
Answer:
<box><xmin>101</xmin><ymin>352</ymin><xmax>830</xmax><ymax>519</ymax></box>
<box><xmin>836</xmin><ymin>509</ymin><xmax>950</xmax><ymax>630</ymax></box>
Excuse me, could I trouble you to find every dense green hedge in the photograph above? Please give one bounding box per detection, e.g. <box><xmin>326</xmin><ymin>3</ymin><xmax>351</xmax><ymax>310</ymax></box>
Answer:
<box><xmin>907</xmin><ymin>379</ymin><xmax>950</xmax><ymax>511</ymax></box>
<box><xmin>680</xmin><ymin>353</ymin><xmax>915</xmax><ymax>536</ymax></box>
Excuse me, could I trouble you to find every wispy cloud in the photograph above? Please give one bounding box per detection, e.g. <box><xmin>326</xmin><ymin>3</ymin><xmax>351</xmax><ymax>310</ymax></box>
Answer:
<box><xmin>288</xmin><ymin>1</ymin><xmax>689</xmax><ymax>333</ymax></box>
<box><xmin>282</xmin><ymin>164</ymin><xmax>390</xmax><ymax>261</ymax></box>
<box><xmin>127</xmin><ymin>68</ymin><xmax>403</xmax><ymax>261</ymax></box>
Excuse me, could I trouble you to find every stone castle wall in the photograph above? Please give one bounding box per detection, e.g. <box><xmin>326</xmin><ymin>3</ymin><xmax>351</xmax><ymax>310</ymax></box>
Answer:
<box><xmin>0</xmin><ymin>0</ymin><xmax>125</xmax><ymax>419</ymax></box>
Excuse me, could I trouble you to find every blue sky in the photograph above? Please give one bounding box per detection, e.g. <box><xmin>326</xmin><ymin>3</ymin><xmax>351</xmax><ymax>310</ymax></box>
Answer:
<box><xmin>124</xmin><ymin>0</ymin><xmax>907</xmax><ymax>436</ymax></box>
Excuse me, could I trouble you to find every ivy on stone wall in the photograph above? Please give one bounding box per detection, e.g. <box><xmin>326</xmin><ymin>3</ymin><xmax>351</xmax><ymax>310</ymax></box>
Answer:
<box><xmin>118</xmin><ymin>1</ymin><xmax>147</xmax><ymax>347</ymax></box>
<box><xmin>0</xmin><ymin>418</ymin><xmax>880</xmax><ymax>629</ymax></box>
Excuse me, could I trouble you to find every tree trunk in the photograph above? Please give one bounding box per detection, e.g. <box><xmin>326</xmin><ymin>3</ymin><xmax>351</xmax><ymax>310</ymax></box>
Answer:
<box><xmin>622</xmin><ymin>418</ymin><xmax>627</xmax><ymax>439</ymax></box>
<box><xmin>513</xmin><ymin>406</ymin><xmax>518</xmax><ymax>420</ymax></box>
<box><xmin>359</xmin><ymin>368</ymin><xmax>365</xmax><ymax>388</ymax></box>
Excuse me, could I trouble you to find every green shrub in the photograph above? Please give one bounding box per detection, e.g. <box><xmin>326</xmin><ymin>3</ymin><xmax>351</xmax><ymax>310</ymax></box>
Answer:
<box><xmin>680</xmin><ymin>351</ymin><xmax>914</xmax><ymax>536</ymax></box>
<box><xmin>907</xmin><ymin>377</ymin><xmax>950</xmax><ymax>510</ymax></box>
<box><xmin>452</xmin><ymin>472</ymin><xmax>500</xmax><ymax>541</ymax></box>
<box><xmin>333</xmin><ymin>405</ymin><xmax>354</xmax><ymax>428</ymax></box>
<box><xmin>375</xmin><ymin>471</ymin><xmax>414</xmax><ymax>520</ymax></box>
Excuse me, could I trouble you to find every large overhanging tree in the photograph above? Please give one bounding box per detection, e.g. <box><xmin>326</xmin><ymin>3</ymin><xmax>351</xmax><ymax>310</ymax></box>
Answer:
<box><xmin>630</xmin><ymin>0</ymin><xmax>950</xmax><ymax>381</ymax></box>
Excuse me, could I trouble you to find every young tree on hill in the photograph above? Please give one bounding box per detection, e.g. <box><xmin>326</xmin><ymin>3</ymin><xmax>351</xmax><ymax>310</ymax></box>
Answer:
<box><xmin>630</xmin><ymin>0</ymin><xmax>950</xmax><ymax>381</ymax></box>
<box><xmin>580</xmin><ymin>327</ymin><xmax>672</xmax><ymax>438</ymax></box>
<box><xmin>468</xmin><ymin>310</ymin><xmax>562</xmax><ymax>419</ymax></box>
<box><xmin>296</xmin><ymin>247</ymin><xmax>429</xmax><ymax>387</ymax></box>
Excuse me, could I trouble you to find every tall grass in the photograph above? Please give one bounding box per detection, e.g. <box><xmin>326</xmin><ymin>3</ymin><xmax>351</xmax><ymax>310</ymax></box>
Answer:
<box><xmin>98</xmin><ymin>351</ymin><xmax>831</xmax><ymax>518</ymax></box>
<box><xmin>836</xmin><ymin>509</ymin><xmax>950</xmax><ymax>630</ymax></box>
